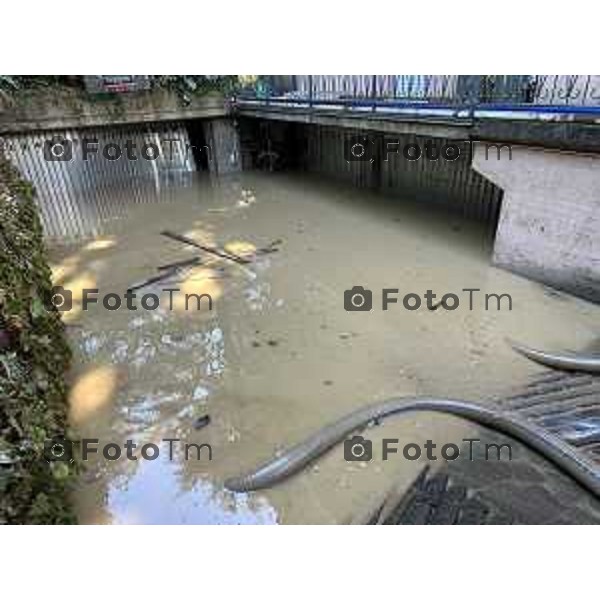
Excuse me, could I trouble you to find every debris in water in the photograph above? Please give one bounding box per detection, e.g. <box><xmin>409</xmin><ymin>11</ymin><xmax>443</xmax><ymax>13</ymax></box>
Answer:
<box><xmin>161</xmin><ymin>230</ymin><xmax>251</xmax><ymax>265</ymax></box>
<box><xmin>157</xmin><ymin>257</ymin><xmax>202</xmax><ymax>271</ymax></box>
<box><xmin>128</xmin><ymin>255</ymin><xmax>203</xmax><ymax>293</ymax></box>
<box><xmin>127</xmin><ymin>269</ymin><xmax>181</xmax><ymax>293</ymax></box>
<box><xmin>193</xmin><ymin>414</ymin><xmax>211</xmax><ymax>430</ymax></box>
<box><xmin>256</xmin><ymin>239</ymin><xmax>283</xmax><ymax>255</ymax></box>
<box><xmin>428</xmin><ymin>299</ymin><xmax>444</xmax><ymax>311</ymax></box>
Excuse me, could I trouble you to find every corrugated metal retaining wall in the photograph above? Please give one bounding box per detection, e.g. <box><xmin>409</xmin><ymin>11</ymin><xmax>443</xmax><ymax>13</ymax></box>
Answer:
<box><xmin>3</xmin><ymin>122</ymin><xmax>196</xmax><ymax>240</ymax></box>
<box><xmin>299</xmin><ymin>124</ymin><xmax>503</xmax><ymax>226</ymax></box>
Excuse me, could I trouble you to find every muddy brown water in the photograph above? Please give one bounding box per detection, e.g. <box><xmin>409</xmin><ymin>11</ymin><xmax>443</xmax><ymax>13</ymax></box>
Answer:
<box><xmin>47</xmin><ymin>171</ymin><xmax>600</xmax><ymax>524</ymax></box>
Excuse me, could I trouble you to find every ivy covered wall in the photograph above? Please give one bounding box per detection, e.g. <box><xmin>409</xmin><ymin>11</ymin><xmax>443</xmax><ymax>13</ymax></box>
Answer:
<box><xmin>0</xmin><ymin>151</ymin><xmax>74</xmax><ymax>524</ymax></box>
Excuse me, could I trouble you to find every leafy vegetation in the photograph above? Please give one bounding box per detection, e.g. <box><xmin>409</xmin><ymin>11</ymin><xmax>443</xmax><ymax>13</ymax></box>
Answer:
<box><xmin>150</xmin><ymin>75</ymin><xmax>239</xmax><ymax>101</ymax></box>
<box><xmin>0</xmin><ymin>152</ymin><xmax>75</xmax><ymax>524</ymax></box>
<box><xmin>0</xmin><ymin>75</ymin><xmax>240</xmax><ymax>105</ymax></box>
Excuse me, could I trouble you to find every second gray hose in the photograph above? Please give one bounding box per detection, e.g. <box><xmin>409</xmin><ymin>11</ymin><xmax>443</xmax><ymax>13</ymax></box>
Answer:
<box><xmin>224</xmin><ymin>396</ymin><xmax>600</xmax><ymax>497</ymax></box>
<box><xmin>510</xmin><ymin>340</ymin><xmax>600</xmax><ymax>373</ymax></box>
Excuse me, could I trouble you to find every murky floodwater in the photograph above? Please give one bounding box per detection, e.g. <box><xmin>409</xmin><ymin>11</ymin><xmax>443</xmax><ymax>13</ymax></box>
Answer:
<box><xmin>48</xmin><ymin>171</ymin><xmax>600</xmax><ymax>524</ymax></box>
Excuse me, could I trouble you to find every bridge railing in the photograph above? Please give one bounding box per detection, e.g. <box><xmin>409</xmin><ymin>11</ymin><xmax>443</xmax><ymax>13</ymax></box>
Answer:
<box><xmin>236</xmin><ymin>75</ymin><xmax>600</xmax><ymax>115</ymax></box>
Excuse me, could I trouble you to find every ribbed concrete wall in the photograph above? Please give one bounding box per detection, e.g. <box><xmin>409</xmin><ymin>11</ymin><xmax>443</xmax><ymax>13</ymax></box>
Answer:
<box><xmin>4</xmin><ymin>122</ymin><xmax>196</xmax><ymax>240</ymax></box>
<box><xmin>303</xmin><ymin>125</ymin><xmax>374</xmax><ymax>188</ymax></box>
<box><xmin>298</xmin><ymin>125</ymin><xmax>503</xmax><ymax>226</ymax></box>
<box><xmin>203</xmin><ymin>119</ymin><xmax>241</xmax><ymax>176</ymax></box>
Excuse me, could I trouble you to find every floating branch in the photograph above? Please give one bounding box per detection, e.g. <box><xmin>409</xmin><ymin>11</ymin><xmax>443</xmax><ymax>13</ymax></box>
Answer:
<box><xmin>161</xmin><ymin>230</ymin><xmax>251</xmax><ymax>265</ymax></box>
<box><xmin>156</xmin><ymin>257</ymin><xmax>203</xmax><ymax>271</ymax></box>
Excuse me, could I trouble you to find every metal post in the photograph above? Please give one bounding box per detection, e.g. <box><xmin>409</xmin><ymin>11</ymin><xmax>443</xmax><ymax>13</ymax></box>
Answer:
<box><xmin>371</xmin><ymin>75</ymin><xmax>377</xmax><ymax>111</ymax></box>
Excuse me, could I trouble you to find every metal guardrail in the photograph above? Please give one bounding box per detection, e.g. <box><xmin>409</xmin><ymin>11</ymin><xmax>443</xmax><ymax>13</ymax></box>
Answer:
<box><xmin>237</xmin><ymin>75</ymin><xmax>600</xmax><ymax>116</ymax></box>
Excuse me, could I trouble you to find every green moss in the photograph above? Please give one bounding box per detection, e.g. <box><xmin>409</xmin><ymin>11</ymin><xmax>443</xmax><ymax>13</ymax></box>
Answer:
<box><xmin>0</xmin><ymin>153</ymin><xmax>75</xmax><ymax>524</ymax></box>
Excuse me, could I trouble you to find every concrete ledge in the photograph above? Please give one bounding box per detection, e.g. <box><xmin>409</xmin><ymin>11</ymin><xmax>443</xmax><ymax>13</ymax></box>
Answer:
<box><xmin>0</xmin><ymin>88</ymin><xmax>228</xmax><ymax>133</ymax></box>
<box><xmin>238</xmin><ymin>102</ymin><xmax>600</xmax><ymax>155</ymax></box>
<box><xmin>473</xmin><ymin>118</ymin><xmax>600</xmax><ymax>154</ymax></box>
<box><xmin>236</xmin><ymin>105</ymin><xmax>472</xmax><ymax>140</ymax></box>
<box><xmin>474</xmin><ymin>145</ymin><xmax>600</xmax><ymax>302</ymax></box>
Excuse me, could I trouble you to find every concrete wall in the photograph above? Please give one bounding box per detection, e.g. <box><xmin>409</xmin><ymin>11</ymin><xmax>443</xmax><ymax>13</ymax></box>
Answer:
<box><xmin>0</xmin><ymin>88</ymin><xmax>227</xmax><ymax>134</ymax></box>
<box><xmin>474</xmin><ymin>145</ymin><xmax>600</xmax><ymax>302</ymax></box>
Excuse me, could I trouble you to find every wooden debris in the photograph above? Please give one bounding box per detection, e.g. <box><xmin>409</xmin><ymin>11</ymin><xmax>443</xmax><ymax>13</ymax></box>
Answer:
<box><xmin>161</xmin><ymin>230</ymin><xmax>251</xmax><ymax>265</ymax></box>
<box><xmin>157</xmin><ymin>257</ymin><xmax>202</xmax><ymax>271</ymax></box>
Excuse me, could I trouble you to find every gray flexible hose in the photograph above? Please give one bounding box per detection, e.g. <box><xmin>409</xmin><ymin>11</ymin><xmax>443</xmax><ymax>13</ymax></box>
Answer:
<box><xmin>510</xmin><ymin>339</ymin><xmax>600</xmax><ymax>373</ymax></box>
<box><xmin>224</xmin><ymin>396</ymin><xmax>600</xmax><ymax>497</ymax></box>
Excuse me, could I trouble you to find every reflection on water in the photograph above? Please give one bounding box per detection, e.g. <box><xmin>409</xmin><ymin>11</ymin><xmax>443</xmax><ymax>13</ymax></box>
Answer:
<box><xmin>107</xmin><ymin>452</ymin><xmax>277</xmax><ymax>525</ymax></box>
<box><xmin>47</xmin><ymin>170</ymin><xmax>600</xmax><ymax>524</ymax></box>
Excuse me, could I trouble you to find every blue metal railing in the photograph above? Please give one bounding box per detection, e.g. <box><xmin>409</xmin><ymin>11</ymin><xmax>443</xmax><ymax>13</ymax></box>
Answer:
<box><xmin>236</xmin><ymin>75</ymin><xmax>600</xmax><ymax>118</ymax></box>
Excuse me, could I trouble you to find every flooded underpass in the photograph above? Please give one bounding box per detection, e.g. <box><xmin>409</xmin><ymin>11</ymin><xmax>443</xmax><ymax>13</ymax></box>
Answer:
<box><xmin>46</xmin><ymin>171</ymin><xmax>600</xmax><ymax>524</ymax></box>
